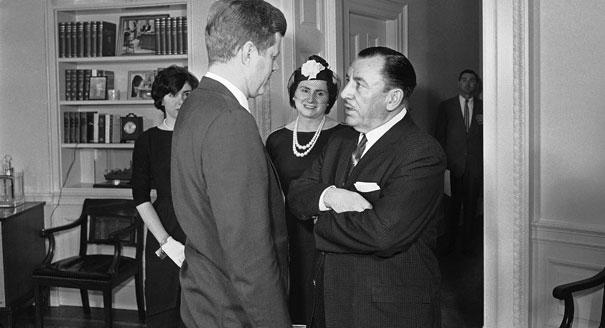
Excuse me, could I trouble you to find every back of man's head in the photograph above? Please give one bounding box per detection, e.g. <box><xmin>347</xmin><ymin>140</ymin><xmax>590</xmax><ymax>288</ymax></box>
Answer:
<box><xmin>358</xmin><ymin>46</ymin><xmax>416</xmax><ymax>100</ymax></box>
<box><xmin>205</xmin><ymin>0</ymin><xmax>287</xmax><ymax>64</ymax></box>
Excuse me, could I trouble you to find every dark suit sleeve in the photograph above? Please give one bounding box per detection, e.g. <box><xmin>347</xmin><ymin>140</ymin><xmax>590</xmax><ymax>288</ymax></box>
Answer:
<box><xmin>435</xmin><ymin>101</ymin><xmax>448</xmax><ymax>149</ymax></box>
<box><xmin>291</xmin><ymin>141</ymin><xmax>445</xmax><ymax>257</ymax></box>
<box><xmin>203</xmin><ymin>110</ymin><xmax>290</xmax><ymax>327</ymax></box>
<box><xmin>287</xmin><ymin>142</ymin><xmax>334</xmax><ymax>221</ymax></box>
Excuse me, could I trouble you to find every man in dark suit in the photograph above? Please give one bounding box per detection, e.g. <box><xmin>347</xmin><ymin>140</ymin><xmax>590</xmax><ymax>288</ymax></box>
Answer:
<box><xmin>288</xmin><ymin>46</ymin><xmax>446</xmax><ymax>328</ymax></box>
<box><xmin>435</xmin><ymin>69</ymin><xmax>483</xmax><ymax>254</ymax></box>
<box><xmin>170</xmin><ymin>1</ymin><xmax>290</xmax><ymax>327</ymax></box>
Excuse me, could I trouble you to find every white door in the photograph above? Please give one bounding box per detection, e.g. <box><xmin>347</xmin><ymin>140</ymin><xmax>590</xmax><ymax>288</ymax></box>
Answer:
<box><xmin>336</xmin><ymin>0</ymin><xmax>408</xmax><ymax>120</ymax></box>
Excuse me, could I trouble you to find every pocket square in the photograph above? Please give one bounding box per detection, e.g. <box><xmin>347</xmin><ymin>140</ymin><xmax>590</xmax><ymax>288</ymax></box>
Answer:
<box><xmin>354</xmin><ymin>181</ymin><xmax>381</xmax><ymax>192</ymax></box>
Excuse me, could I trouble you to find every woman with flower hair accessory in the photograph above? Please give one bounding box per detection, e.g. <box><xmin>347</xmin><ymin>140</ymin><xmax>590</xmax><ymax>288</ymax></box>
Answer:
<box><xmin>266</xmin><ymin>55</ymin><xmax>352</xmax><ymax>325</ymax></box>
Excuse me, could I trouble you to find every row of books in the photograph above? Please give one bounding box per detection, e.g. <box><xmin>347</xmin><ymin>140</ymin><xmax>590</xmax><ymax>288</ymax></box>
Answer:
<box><xmin>63</xmin><ymin>112</ymin><xmax>123</xmax><ymax>144</ymax></box>
<box><xmin>65</xmin><ymin>69</ymin><xmax>114</xmax><ymax>101</ymax></box>
<box><xmin>154</xmin><ymin>16</ymin><xmax>188</xmax><ymax>55</ymax></box>
<box><xmin>58</xmin><ymin>21</ymin><xmax>116</xmax><ymax>58</ymax></box>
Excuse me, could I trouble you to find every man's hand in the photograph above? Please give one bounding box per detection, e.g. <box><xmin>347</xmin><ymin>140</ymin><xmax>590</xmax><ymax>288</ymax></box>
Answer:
<box><xmin>323</xmin><ymin>187</ymin><xmax>373</xmax><ymax>213</ymax></box>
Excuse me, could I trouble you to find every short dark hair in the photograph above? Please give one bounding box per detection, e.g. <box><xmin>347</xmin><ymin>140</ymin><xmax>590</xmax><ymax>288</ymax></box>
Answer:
<box><xmin>287</xmin><ymin>55</ymin><xmax>340</xmax><ymax>114</ymax></box>
<box><xmin>205</xmin><ymin>0</ymin><xmax>287</xmax><ymax>63</ymax></box>
<box><xmin>357</xmin><ymin>46</ymin><xmax>416</xmax><ymax>101</ymax></box>
<box><xmin>151</xmin><ymin>65</ymin><xmax>199</xmax><ymax>113</ymax></box>
<box><xmin>458</xmin><ymin>69</ymin><xmax>479</xmax><ymax>81</ymax></box>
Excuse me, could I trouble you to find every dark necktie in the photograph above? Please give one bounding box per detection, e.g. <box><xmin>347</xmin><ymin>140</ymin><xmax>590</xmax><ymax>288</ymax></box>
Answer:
<box><xmin>351</xmin><ymin>134</ymin><xmax>367</xmax><ymax>167</ymax></box>
<box><xmin>464</xmin><ymin>98</ymin><xmax>470</xmax><ymax>132</ymax></box>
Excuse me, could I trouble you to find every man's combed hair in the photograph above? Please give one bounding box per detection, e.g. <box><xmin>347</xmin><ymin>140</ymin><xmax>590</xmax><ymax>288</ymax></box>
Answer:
<box><xmin>358</xmin><ymin>46</ymin><xmax>416</xmax><ymax>100</ymax></box>
<box><xmin>205</xmin><ymin>0</ymin><xmax>287</xmax><ymax>63</ymax></box>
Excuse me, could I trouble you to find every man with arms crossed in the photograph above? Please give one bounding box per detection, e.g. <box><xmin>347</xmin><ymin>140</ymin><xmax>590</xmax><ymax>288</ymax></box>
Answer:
<box><xmin>171</xmin><ymin>1</ymin><xmax>290</xmax><ymax>327</ymax></box>
<box><xmin>289</xmin><ymin>46</ymin><xmax>445</xmax><ymax>328</ymax></box>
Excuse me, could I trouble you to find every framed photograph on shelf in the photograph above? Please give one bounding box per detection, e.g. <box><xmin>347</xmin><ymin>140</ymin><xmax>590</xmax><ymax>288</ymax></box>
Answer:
<box><xmin>89</xmin><ymin>76</ymin><xmax>107</xmax><ymax>100</ymax></box>
<box><xmin>127</xmin><ymin>70</ymin><xmax>156</xmax><ymax>100</ymax></box>
<box><xmin>118</xmin><ymin>14</ymin><xmax>167</xmax><ymax>55</ymax></box>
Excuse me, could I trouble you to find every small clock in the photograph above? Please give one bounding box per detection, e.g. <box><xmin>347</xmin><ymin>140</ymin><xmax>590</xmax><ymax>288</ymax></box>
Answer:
<box><xmin>120</xmin><ymin>113</ymin><xmax>143</xmax><ymax>143</ymax></box>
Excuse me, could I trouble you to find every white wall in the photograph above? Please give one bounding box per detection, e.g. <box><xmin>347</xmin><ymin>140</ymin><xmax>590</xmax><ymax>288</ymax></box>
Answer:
<box><xmin>531</xmin><ymin>1</ymin><xmax>605</xmax><ymax>327</ymax></box>
<box><xmin>0</xmin><ymin>0</ymin><xmax>52</xmax><ymax>196</ymax></box>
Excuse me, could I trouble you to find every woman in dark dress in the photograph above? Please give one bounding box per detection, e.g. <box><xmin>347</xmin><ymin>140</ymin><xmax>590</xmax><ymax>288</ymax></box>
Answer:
<box><xmin>131</xmin><ymin>65</ymin><xmax>198</xmax><ymax>328</ymax></box>
<box><xmin>266</xmin><ymin>55</ymin><xmax>350</xmax><ymax>325</ymax></box>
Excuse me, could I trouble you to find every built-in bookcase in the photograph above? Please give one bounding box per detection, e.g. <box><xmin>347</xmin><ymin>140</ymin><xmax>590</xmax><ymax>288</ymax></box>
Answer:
<box><xmin>47</xmin><ymin>0</ymin><xmax>198</xmax><ymax>195</ymax></box>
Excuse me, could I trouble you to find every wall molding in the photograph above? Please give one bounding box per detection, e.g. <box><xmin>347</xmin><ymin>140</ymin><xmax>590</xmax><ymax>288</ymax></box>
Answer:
<box><xmin>533</xmin><ymin>219</ymin><xmax>605</xmax><ymax>249</ymax></box>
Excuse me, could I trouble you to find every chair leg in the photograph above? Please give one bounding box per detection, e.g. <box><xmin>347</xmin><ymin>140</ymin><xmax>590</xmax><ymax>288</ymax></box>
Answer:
<box><xmin>80</xmin><ymin>289</ymin><xmax>91</xmax><ymax>315</ymax></box>
<box><xmin>34</xmin><ymin>284</ymin><xmax>44</xmax><ymax>328</ymax></box>
<box><xmin>135</xmin><ymin>270</ymin><xmax>146</xmax><ymax>322</ymax></box>
<box><xmin>103</xmin><ymin>289</ymin><xmax>113</xmax><ymax>328</ymax></box>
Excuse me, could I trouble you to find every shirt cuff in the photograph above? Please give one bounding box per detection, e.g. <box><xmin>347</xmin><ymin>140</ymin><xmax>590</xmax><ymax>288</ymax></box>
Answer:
<box><xmin>318</xmin><ymin>185</ymin><xmax>336</xmax><ymax>211</ymax></box>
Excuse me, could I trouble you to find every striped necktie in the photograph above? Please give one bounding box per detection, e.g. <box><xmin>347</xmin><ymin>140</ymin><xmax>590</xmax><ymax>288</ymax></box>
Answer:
<box><xmin>464</xmin><ymin>98</ymin><xmax>470</xmax><ymax>132</ymax></box>
<box><xmin>351</xmin><ymin>134</ymin><xmax>367</xmax><ymax>167</ymax></box>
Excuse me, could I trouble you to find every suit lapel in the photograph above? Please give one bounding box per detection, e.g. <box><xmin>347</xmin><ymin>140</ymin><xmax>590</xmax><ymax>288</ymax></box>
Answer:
<box><xmin>346</xmin><ymin>115</ymin><xmax>412</xmax><ymax>181</ymax></box>
<box><xmin>336</xmin><ymin>136</ymin><xmax>358</xmax><ymax>185</ymax></box>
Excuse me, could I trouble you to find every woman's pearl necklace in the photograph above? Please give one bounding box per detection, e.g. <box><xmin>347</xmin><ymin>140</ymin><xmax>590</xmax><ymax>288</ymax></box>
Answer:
<box><xmin>292</xmin><ymin>115</ymin><xmax>326</xmax><ymax>157</ymax></box>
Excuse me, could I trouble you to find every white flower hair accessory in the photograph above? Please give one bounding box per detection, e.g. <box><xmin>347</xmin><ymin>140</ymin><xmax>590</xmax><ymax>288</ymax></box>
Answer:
<box><xmin>301</xmin><ymin>59</ymin><xmax>326</xmax><ymax>79</ymax></box>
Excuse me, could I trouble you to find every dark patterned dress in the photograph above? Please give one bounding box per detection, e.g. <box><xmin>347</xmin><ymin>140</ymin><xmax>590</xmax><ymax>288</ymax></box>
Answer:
<box><xmin>131</xmin><ymin>127</ymin><xmax>186</xmax><ymax>328</ymax></box>
<box><xmin>266</xmin><ymin>123</ymin><xmax>351</xmax><ymax>325</ymax></box>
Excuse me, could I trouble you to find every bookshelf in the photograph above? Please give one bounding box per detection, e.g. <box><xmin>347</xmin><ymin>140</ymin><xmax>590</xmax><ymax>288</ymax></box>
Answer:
<box><xmin>46</xmin><ymin>0</ymin><xmax>203</xmax><ymax>195</ymax></box>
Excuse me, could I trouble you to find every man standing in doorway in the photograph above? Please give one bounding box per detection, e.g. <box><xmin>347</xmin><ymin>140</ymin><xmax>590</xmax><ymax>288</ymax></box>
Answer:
<box><xmin>436</xmin><ymin>69</ymin><xmax>483</xmax><ymax>255</ymax></box>
<box><xmin>171</xmin><ymin>1</ymin><xmax>291</xmax><ymax>327</ymax></box>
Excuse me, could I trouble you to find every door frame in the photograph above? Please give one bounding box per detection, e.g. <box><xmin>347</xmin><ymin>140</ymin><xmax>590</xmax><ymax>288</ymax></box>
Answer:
<box><xmin>483</xmin><ymin>0</ymin><xmax>531</xmax><ymax>326</ymax></box>
<box><xmin>327</xmin><ymin>0</ymin><xmax>533</xmax><ymax>326</ymax></box>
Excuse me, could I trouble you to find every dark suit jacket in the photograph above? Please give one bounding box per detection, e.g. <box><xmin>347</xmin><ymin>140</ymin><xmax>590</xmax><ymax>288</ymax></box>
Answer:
<box><xmin>288</xmin><ymin>114</ymin><xmax>446</xmax><ymax>328</ymax></box>
<box><xmin>171</xmin><ymin>77</ymin><xmax>290</xmax><ymax>327</ymax></box>
<box><xmin>435</xmin><ymin>96</ymin><xmax>483</xmax><ymax>178</ymax></box>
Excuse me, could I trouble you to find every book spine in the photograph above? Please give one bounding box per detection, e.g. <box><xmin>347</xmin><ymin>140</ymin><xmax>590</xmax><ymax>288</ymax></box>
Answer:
<box><xmin>91</xmin><ymin>21</ymin><xmax>98</xmax><ymax>57</ymax></box>
<box><xmin>64</xmin><ymin>69</ymin><xmax>72</xmax><ymax>101</ymax></box>
<box><xmin>71</xmin><ymin>22</ymin><xmax>77</xmax><ymax>58</ymax></box>
<box><xmin>100</xmin><ymin>21</ymin><xmax>117</xmax><ymax>57</ymax></box>
<box><xmin>98</xmin><ymin>113</ymin><xmax>106</xmax><ymax>143</ymax></box>
<box><xmin>76</xmin><ymin>21</ymin><xmax>84</xmax><ymax>57</ymax></box>
<box><xmin>86</xmin><ymin>112</ymin><xmax>95</xmax><ymax>143</ymax></box>
<box><xmin>83</xmin><ymin>69</ymin><xmax>92</xmax><ymax>100</ymax></box>
<box><xmin>112</xmin><ymin>114</ymin><xmax>121</xmax><ymax>143</ymax></box>
<box><xmin>183</xmin><ymin>17</ymin><xmax>187</xmax><ymax>54</ymax></box>
<box><xmin>63</xmin><ymin>112</ymin><xmax>69</xmax><ymax>143</ymax></box>
<box><xmin>155</xmin><ymin>18</ymin><xmax>161</xmax><ymax>55</ymax></box>
<box><xmin>170</xmin><ymin>17</ymin><xmax>176</xmax><ymax>55</ymax></box>
<box><xmin>83</xmin><ymin>21</ymin><xmax>90</xmax><ymax>57</ymax></box>
<box><xmin>68</xmin><ymin>112</ymin><xmax>74</xmax><ymax>143</ymax></box>
<box><xmin>103</xmin><ymin>70</ymin><xmax>115</xmax><ymax>90</ymax></box>
<box><xmin>76</xmin><ymin>69</ymin><xmax>84</xmax><ymax>101</ymax></box>
<box><xmin>97</xmin><ymin>21</ymin><xmax>103</xmax><ymax>57</ymax></box>
<box><xmin>161</xmin><ymin>18</ymin><xmax>168</xmax><ymax>56</ymax></box>
<box><xmin>105</xmin><ymin>114</ymin><xmax>111</xmax><ymax>143</ymax></box>
<box><xmin>65</xmin><ymin>22</ymin><xmax>72</xmax><ymax>58</ymax></box>
<box><xmin>176</xmin><ymin>17</ymin><xmax>183</xmax><ymax>55</ymax></box>
<box><xmin>58</xmin><ymin>22</ymin><xmax>66</xmax><ymax>58</ymax></box>
<box><xmin>93</xmin><ymin>112</ymin><xmax>99</xmax><ymax>143</ymax></box>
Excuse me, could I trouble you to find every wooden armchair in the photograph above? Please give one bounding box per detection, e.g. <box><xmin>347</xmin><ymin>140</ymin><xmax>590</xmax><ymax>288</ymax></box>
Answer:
<box><xmin>552</xmin><ymin>267</ymin><xmax>605</xmax><ymax>328</ymax></box>
<box><xmin>32</xmin><ymin>198</ymin><xmax>145</xmax><ymax>328</ymax></box>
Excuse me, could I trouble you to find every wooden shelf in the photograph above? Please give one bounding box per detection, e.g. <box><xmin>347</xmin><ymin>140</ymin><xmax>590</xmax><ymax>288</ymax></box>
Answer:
<box><xmin>57</xmin><ymin>54</ymin><xmax>187</xmax><ymax>63</ymax></box>
<box><xmin>59</xmin><ymin>100</ymin><xmax>153</xmax><ymax>105</ymax></box>
<box><xmin>61</xmin><ymin>143</ymin><xmax>134</xmax><ymax>149</ymax></box>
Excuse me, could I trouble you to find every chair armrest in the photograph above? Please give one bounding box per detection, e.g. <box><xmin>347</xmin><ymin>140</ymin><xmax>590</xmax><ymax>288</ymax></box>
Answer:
<box><xmin>553</xmin><ymin>267</ymin><xmax>605</xmax><ymax>299</ymax></box>
<box><xmin>40</xmin><ymin>217</ymin><xmax>83</xmax><ymax>237</ymax></box>
<box><xmin>38</xmin><ymin>217</ymin><xmax>84</xmax><ymax>266</ymax></box>
<box><xmin>107</xmin><ymin>223</ymin><xmax>138</xmax><ymax>275</ymax></box>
